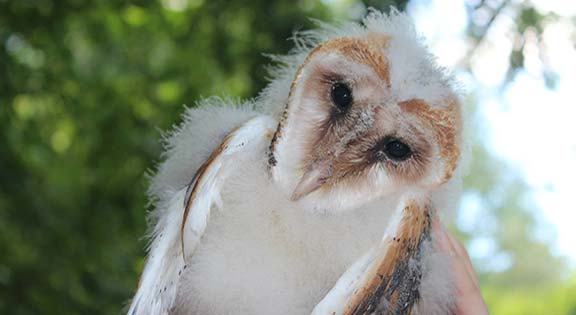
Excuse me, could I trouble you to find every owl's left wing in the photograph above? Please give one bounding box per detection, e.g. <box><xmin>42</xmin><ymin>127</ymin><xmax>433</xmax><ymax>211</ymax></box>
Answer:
<box><xmin>128</xmin><ymin>115</ymin><xmax>276</xmax><ymax>315</ymax></box>
<box><xmin>312</xmin><ymin>198</ymin><xmax>433</xmax><ymax>315</ymax></box>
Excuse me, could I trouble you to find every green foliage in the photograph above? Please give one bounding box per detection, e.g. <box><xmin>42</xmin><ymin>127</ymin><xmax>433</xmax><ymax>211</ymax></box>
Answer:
<box><xmin>482</xmin><ymin>275</ymin><xmax>576</xmax><ymax>315</ymax></box>
<box><xmin>1</xmin><ymin>0</ymin><xmax>574</xmax><ymax>314</ymax></box>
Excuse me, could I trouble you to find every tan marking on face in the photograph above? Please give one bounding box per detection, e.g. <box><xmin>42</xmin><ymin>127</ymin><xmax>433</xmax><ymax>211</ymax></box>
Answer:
<box><xmin>380</xmin><ymin>135</ymin><xmax>432</xmax><ymax>184</ymax></box>
<box><xmin>301</xmin><ymin>98</ymin><xmax>434</xmax><ymax>193</ymax></box>
<box><xmin>268</xmin><ymin>108</ymin><xmax>289</xmax><ymax>167</ymax></box>
<box><xmin>344</xmin><ymin>199</ymin><xmax>432</xmax><ymax>315</ymax></box>
<box><xmin>313</xmin><ymin>37</ymin><xmax>390</xmax><ymax>85</ymax></box>
<box><xmin>268</xmin><ymin>35</ymin><xmax>390</xmax><ymax>168</ymax></box>
<box><xmin>399</xmin><ymin>98</ymin><xmax>461</xmax><ymax>184</ymax></box>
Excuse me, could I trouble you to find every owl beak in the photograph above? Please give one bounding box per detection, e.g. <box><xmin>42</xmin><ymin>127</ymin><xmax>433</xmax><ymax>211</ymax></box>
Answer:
<box><xmin>291</xmin><ymin>160</ymin><xmax>333</xmax><ymax>201</ymax></box>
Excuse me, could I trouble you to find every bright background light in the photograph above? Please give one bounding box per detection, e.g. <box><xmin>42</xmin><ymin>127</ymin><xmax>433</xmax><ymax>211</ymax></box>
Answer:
<box><xmin>409</xmin><ymin>0</ymin><xmax>576</xmax><ymax>267</ymax></box>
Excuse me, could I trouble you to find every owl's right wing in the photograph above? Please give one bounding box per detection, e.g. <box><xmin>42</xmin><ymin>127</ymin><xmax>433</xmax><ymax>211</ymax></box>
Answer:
<box><xmin>128</xmin><ymin>107</ymin><xmax>276</xmax><ymax>315</ymax></box>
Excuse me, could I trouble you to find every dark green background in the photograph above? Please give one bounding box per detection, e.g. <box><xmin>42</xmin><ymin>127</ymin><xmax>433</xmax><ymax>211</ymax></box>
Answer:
<box><xmin>1</xmin><ymin>0</ymin><xmax>574</xmax><ymax>314</ymax></box>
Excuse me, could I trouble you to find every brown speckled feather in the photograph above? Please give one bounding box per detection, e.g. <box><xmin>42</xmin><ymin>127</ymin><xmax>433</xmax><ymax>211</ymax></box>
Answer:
<box><xmin>344</xmin><ymin>200</ymin><xmax>433</xmax><ymax>315</ymax></box>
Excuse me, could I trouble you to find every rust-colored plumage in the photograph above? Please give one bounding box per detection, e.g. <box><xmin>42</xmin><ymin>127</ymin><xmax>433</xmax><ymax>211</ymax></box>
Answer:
<box><xmin>344</xmin><ymin>201</ymin><xmax>433</xmax><ymax>315</ymax></box>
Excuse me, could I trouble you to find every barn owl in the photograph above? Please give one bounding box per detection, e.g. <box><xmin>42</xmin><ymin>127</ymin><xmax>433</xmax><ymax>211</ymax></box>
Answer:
<box><xmin>128</xmin><ymin>9</ymin><xmax>463</xmax><ymax>315</ymax></box>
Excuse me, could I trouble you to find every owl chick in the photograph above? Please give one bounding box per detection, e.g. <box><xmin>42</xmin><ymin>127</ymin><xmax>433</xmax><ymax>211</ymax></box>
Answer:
<box><xmin>128</xmin><ymin>9</ymin><xmax>463</xmax><ymax>315</ymax></box>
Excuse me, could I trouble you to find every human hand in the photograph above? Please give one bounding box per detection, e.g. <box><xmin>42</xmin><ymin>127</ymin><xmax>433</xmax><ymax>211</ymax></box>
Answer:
<box><xmin>432</xmin><ymin>219</ymin><xmax>489</xmax><ymax>315</ymax></box>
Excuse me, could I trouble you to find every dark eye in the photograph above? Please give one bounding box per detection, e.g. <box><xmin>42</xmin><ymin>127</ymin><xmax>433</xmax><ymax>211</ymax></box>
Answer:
<box><xmin>373</xmin><ymin>138</ymin><xmax>412</xmax><ymax>162</ymax></box>
<box><xmin>331</xmin><ymin>82</ymin><xmax>352</xmax><ymax>111</ymax></box>
<box><xmin>385</xmin><ymin>140</ymin><xmax>412</xmax><ymax>160</ymax></box>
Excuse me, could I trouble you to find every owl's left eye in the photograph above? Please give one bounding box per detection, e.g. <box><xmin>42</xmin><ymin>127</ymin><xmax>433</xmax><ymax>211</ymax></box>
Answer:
<box><xmin>372</xmin><ymin>138</ymin><xmax>413</xmax><ymax>162</ymax></box>
<box><xmin>331</xmin><ymin>82</ymin><xmax>353</xmax><ymax>111</ymax></box>
<box><xmin>384</xmin><ymin>140</ymin><xmax>412</xmax><ymax>161</ymax></box>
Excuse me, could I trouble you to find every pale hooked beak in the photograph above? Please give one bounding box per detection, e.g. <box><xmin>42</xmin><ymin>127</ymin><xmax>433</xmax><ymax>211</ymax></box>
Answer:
<box><xmin>291</xmin><ymin>160</ymin><xmax>333</xmax><ymax>201</ymax></box>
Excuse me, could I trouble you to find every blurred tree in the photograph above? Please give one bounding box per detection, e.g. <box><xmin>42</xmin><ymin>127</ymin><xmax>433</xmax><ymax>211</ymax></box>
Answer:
<box><xmin>464</xmin><ymin>0</ymin><xmax>563</xmax><ymax>87</ymax></box>
<box><xmin>457</xmin><ymin>1</ymin><xmax>576</xmax><ymax>312</ymax></box>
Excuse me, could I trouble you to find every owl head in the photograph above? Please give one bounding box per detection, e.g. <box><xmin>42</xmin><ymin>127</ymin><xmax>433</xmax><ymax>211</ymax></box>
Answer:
<box><xmin>266</xmin><ymin>10</ymin><xmax>462</xmax><ymax>212</ymax></box>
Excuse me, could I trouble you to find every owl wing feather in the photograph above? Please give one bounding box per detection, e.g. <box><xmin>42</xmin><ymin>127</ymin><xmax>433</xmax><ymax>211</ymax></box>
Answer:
<box><xmin>128</xmin><ymin>115</ymin><xmax>276</xmax><ymax>315</ymax></box>
<box><xmin>312</xmin><ymin>198</ymin><xmax>433</xmax><ymax>315</ymax></box>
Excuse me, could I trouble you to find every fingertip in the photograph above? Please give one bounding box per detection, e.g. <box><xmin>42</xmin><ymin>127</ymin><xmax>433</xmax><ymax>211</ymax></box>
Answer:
<box><xmin>432</xmin><ymin>218</ymin><xmax>452</xmax><ymax>253</ymax></box>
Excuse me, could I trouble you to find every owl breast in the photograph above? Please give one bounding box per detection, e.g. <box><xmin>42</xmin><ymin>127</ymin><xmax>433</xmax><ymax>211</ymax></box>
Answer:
<box><xmin>173</xmin><ymin>157</ymin><xmax>397</xmax><ymax>315</ymax></box>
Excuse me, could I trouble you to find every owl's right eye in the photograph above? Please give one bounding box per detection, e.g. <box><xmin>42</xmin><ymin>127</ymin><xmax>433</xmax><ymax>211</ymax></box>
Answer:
<box><xmin>331</xmin><ymin>82</ymin><xmax>352</xmax><ymax>111</ymax></box>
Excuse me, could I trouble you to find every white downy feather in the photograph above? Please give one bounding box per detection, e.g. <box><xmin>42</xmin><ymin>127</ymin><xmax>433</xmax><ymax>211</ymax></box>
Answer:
<box><xmin>128</xmin><ymin>9</ymin><xmax>463</xmax><ymax>315</ymax></box>
<box><xmin>128</xmin><ymin>111</ymin><xmax>276</xmax><ymax>315</ymax></box>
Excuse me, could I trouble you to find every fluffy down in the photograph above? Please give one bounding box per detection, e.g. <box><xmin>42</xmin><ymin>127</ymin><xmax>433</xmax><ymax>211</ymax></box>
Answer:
<box><xmin>129</xmin><ymin>9</ymin><xmax>464</xmax><ymax>315</ymax></box>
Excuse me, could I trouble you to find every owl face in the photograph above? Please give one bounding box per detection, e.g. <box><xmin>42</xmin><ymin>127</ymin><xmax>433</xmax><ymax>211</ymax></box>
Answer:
<box><xmin>270</xmin><ymin>33</ymin><xmax>461</xmax><ymax>212</ymax></box>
